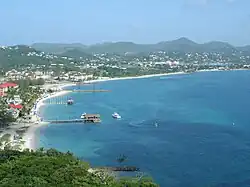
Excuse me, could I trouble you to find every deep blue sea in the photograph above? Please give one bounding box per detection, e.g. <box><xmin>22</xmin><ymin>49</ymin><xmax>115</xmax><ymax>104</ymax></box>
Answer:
<box><xmin>38</xmin><ymin>71</ymin><xmax>250</xmax><ymax>187</ymax></box>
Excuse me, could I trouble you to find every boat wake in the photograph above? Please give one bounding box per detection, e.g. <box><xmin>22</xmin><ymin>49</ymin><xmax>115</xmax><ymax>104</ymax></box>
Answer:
<box><xmin>128</xmin><ymin>120</ymin><xmax>146</xmax><ymax>128</ymax></box>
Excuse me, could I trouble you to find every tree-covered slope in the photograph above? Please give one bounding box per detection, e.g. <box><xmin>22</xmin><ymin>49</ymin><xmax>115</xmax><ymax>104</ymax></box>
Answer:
<box><xmin>0</xmin><ymin>45</ymin><xmax>70</xmax><ymax>69</ymax></box>
<box><xmin>32</xmin><ymin>43</ymin><xmax>87</xmax><ymax>54</ymax></box>
<box><xmin>0</xmin><ymin>149</ymin><xmax>158</xmax><ymax>187</ymax></box>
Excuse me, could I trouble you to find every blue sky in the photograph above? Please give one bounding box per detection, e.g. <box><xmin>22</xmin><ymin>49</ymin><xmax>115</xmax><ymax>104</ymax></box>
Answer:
<box><xmin>0</xmin><ymin>0</ymin><xmax>249</xmax><ymax>46</ymax></box>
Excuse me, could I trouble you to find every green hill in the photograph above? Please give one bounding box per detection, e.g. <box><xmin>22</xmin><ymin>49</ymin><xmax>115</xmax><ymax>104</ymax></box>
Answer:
<box><xmin>31</xmin><ymin>43</ymin><xmax>87</xmax><ymax>54</ymax></box>
<box><xmin>0</xmin><ymin>149</ymin><xmax>158</xmax><ymax>187</ymax></box>
<box><xmin>61</xmin><ymin>49</ymin><xmax>93</xmax><ymax>59</ymax></box>
<box><xmin>0</xmin><ymin>45</ymin><xmax>70</xmax><ymax>69</ymax></box>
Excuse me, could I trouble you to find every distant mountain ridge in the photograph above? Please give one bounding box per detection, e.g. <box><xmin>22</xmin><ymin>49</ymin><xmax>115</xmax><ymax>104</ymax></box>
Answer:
<box><xmin>31</xmin><ymin>43</ymin><xmax>87</xmax><ymax>54</ymax></box>
<box><xmin>31</xmin><ymin>38</ymin><xmax>250</xmax><ymax>55</ymax></box>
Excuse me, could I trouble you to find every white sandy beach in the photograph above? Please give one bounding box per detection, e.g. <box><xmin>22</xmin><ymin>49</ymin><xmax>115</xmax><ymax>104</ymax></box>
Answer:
<box><xmin>86</xmin><ymin>72</ymin><xmax>186</xmax><ymax>83</ymax></box>
<box><xmin>21</xmin><ymin>83</ymin><xmax>74</xmax><ymax>150</ymax></box>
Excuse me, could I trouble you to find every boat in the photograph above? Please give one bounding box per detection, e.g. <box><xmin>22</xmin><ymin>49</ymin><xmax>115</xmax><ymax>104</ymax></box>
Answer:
<box><xmin>80</xmin><ymin>112</ymin><xmax>87</xmax><ymax>119</ymax></box>
<box><xmin>112</xmin><ymin>112</ymin><xmax>121</xmax><ymax>119</ymax></box>
<box><xmin>67</xmin><ymin>98</ymin><xmax>74</xmax><ymax>105</ymax></box>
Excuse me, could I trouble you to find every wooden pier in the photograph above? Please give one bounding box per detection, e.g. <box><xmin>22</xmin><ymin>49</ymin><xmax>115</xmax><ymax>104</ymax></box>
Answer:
<box><xmin>44</xmin><ymin>119</ymin><xmax>84</xmax><ymax>124</ymax></box>
<box><xmin>46</xmin><ymin>96</ymin><xmax>70</xmax><ymax>105</ymax></box>
<box><xmin>45</xmin><ymin>114</ymin><xmax>101</xmax><ymax>124</ymax></box>
<box><xmin>67</xmin><ymin>89</ymin><xmax>111</xmax><ymax>92</ymax></box>
<box><xmin>96</xmin><ymin>166</ymin><xmax>140</xmax><ymax>172</ymax></box>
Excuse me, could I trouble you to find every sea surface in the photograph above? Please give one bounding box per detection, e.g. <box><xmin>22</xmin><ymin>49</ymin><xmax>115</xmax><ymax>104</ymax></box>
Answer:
<box><xmin>38</xmin><ymin>70</ymin><xmax>250</xmax><ymax>187</ymax></box>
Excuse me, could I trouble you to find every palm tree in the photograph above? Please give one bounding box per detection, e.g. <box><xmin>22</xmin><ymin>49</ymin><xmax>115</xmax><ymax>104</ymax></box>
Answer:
<box><xmin>6</xmin><ymin>87</ymin><xmax>17</xmax><ymax>100</ymax></box>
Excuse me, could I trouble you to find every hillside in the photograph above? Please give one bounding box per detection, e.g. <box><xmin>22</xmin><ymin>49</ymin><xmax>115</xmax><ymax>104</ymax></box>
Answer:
<box><xmin>61</xmin><ymin>49</ymin><xmax>93</xmax><ymax>59</ymax></box>
<box><xmin>0</xmin><ymin>149</ymin><xmax>158</xmax><ymax>186</ymax></box>
<box><xmin>31</xmin><ymin>37</ymin><xmax>250</xmax><ymax>55</ymax></box>
<box><xmin>0</xmin><ymin>45</ymin><xmax>70</xmax><ymax>69</ymax></box>
<box><xmin>32</xmin><ymin>43</ymin><xmax>87</xmax><ymax>54</ymax></box>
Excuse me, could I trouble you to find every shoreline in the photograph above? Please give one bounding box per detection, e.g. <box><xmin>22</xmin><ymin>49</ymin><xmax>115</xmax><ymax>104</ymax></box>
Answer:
<box><xmin>84</xmin><ymin>68</ymin><xmax>248</xmax><ymax>84</ymax></box>
<box><xmin>21</xmin><ymin>83</ymin><xmax>74</xmax><ymax>150</ymax></box>
<box><xmin>86</xmin><ymin>71</ymin><xmax>186</xmax><ymax>83</ymax></box>
<box><xmin>16</xmin><ymin>68</ymin><xmax>249</xmax><ymax>151</ymax></box>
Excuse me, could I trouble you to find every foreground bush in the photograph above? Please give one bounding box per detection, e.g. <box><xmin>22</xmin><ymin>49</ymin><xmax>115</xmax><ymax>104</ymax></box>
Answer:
<box><xmin>0</xmin><ymin>148</ymin><xmax>158</xmax><ymax>187</ymax></box>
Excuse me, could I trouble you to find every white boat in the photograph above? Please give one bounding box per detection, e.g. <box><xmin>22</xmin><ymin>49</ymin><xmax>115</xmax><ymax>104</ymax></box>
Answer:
<box><xmin>67</xmin><ymin>97</ymin><xmax>74</xmax><ymax>105</ymax></box>
<box><xmin>80</xmin><ymin>113</ymin><xmax>86</xmax><ymax>119</ymax></box>
<box><xmin>112</xmin><ymin>112</ymin><xmax>121</xmax><ymax>119</ymax></box>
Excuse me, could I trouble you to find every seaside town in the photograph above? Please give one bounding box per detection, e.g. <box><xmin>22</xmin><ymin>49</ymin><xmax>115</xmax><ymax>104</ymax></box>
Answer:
<box><xmin>2</xmin><ymin>0</ymin><xmax>250</xmax><ymax>185</ymax></box>
<box><xmin>1</xmin><ymin>42</ymin><xmax>250</xmax><ymax>186</ymax></box>
<box><xmin>1</xmin><ymin>43</ymin><xmax>250</xmax><ymax>152</ymax></box>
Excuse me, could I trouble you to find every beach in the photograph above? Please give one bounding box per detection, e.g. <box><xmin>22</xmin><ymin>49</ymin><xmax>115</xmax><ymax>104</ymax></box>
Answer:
<box><xmin>0</xmin><ymin>82</ymin><xmax>75</xmax><ymax>151</ymax></box>
<box><xmin>21</xmin><ymin>83</ymin><xmax>74</xmax><ymax>150</ymax></box>
<box><xmin>86</xmin><ymin>71</ymin><xmax>187</xmax><ymax>83</ymax></box>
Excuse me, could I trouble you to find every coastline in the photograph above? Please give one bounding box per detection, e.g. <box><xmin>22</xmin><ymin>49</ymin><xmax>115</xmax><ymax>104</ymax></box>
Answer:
<box><xmin>86</xmin><ymin>71</ymin><xmax>186</xmax><ymax>83</ymax></box>
<box><xmin>19</xmin><ymin>68</ymin><xmax>248</xmax><ymax>151</ymax></box>
<box><xmin>21</xmin><ymin>83</ymin><xmax>74</xmax><ymax>150</ymax></box>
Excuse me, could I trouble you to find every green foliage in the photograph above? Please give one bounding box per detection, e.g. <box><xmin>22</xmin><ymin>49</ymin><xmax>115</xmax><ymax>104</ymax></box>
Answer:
<box><xmin>0</xmin><ymin>149</ymin><xmax>158</xmax><ymax>187</ymax></box>
<box><xmin>0</xmin><ymin>98</ymin><xmax>16</xmax><ymax>126</ymax></box>
<box><xmin>31</xmin><ymin>43</ymin><xmax>87</xmax><ymax>54</ymax></box>
<box><xmin>14</xmin><ymin>78</ymin><xmax>45</xmax><ymax>89</ymax></box>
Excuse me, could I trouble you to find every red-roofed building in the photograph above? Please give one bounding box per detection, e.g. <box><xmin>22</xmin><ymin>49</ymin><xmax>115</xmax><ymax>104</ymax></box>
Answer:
<box><xmin>9</xmin><ymin>104</ymin><xmax>23</xmax><ymax>109</ymax></box>
<box><xmin>0</xmin><ymin>82</ymin><xmax>18</xmax><ymax>97</ymax></box>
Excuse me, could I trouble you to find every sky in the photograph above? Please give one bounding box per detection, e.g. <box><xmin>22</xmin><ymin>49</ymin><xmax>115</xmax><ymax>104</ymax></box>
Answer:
<box><xmin>0</xmin><ymin>0</ymin><xmax>249</xmax><ymax>46</ymax></box>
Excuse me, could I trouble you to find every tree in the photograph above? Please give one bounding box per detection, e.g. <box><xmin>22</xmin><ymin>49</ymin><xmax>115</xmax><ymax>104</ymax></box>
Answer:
<box><xmin>0</xmin><ymin>149</ymin><xmax>158</xmax><ymax>187</ymax></box>
<box><xmin>36</xmin><ymin>78</ymin><xmax>45</xmax><ymax>85</ymax></box>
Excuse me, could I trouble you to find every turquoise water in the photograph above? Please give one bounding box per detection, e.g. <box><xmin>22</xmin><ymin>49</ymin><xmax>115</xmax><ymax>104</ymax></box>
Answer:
<box><xmin>38</xmin><ymin>71</ymin><xmax>250</xmax><ymax>187</ymax></box>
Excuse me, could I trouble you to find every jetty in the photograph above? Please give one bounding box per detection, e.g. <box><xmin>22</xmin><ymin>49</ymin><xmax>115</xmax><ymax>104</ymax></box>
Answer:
<box><xmin>44</xmin><ymin>114</ymin><xmax>101</xmax><ymax>124</ymax></box>
<box><xmin>68</xmin><ymin>89</ymin><xmax>111</xmax><ymax>92</ymax></box>
<box><xmin>44</xmin><ymin>119</ymin><xmax>84</xmax><ymax>124</ymax></box>
<box><xmin>96</xmin><ymin>166</ymin><xmax>140</xmax><ymax>172</ymax></box>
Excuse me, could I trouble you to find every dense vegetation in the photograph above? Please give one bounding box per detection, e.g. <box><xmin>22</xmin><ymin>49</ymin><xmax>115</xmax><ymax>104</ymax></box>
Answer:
<box><xmin>0</xmin><ymin>98</ymin><xmax>16</xmax><ymax>126</ymax></box>
<box><xmin>0</xmin><ymin>149</ymin><xmax>158</xmax><ymax>187</ymax></box>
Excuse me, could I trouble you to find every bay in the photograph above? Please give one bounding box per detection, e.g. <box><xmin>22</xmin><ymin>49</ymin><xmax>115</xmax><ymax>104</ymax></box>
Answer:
<box><xmin>38</xmin><ymin>70</ymin><xmax>250</xmax><ymax>187</ymax></box>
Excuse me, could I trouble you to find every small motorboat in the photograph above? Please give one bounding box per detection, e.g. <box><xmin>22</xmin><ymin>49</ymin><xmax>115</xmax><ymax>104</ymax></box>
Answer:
<box><xmin>67</xmin><ymin>98</ymin><xmax>74</xmax><ymax>105</ymax></box>
<box><xmin>112</xmin><ymin>112</ymin><xmax>121</xmax><ymax>119</ymax></box>
<box><xmin>80</xmin><ymin>113</ymin><xmax>87</xmax><ymax>119</ymax></box>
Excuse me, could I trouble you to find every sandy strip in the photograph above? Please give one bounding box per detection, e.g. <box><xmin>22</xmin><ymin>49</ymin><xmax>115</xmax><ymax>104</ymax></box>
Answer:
<box><xmin>22</xmin><ymin>122</ymin><xmax>49</xmax><ymax>150</ymax></box>
<box><xmin>22</xmin><ymin>86</ymin><xmax>72</xmax><ymax>150</ymax></box>
<box><xmin>35</xmin><ymin>90</ymin><xmax>71</xmax><ymax>112</ymax></box>
<box><xmin>85</xmin><ymin>72</ymin><xmax>186</xmax><ymax>83</ymax></box>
